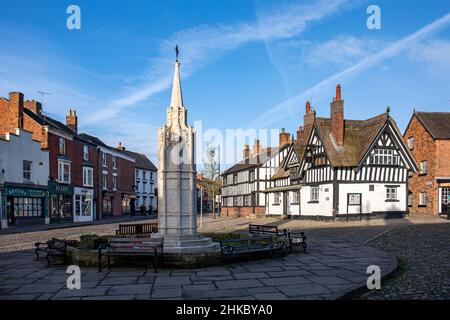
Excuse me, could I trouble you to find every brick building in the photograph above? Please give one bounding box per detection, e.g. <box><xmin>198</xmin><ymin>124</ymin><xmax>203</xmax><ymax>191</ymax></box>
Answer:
<box><xmin>404</xmin><ymin>111</ymin><xmax>450</xmax><ymax>217</ymax></box>
<box><xmin>79</xmin><ymin>134</ymin><xmax>136</xmax><ymax>219</ymax></box>
<box><xmin>0</xmin><ymin>91</ymin><xmax>140</xmax><ymax>223</ymax></box>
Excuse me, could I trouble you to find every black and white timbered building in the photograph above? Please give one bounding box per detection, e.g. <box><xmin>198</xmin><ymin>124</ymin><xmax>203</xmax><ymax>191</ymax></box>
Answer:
<box><xmin>221</xmin><ymin>137</ymin><xmax>291</xmax><ymax>217</ymax></box>
<box><xmin>265</xmin><ymin>85</ymin><xmax>419</xmax><ymax>219</ymax></box>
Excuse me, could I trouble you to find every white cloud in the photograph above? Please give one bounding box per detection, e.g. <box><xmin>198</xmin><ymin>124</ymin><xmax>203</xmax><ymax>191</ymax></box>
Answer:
<box><xmin>87</xmin><ymin>0</ymin><xmax>353</xmax><ymax>123</ymax></box>
<box><xmin>408</xmin><ymin>39</ymin><xmax>450</xmax><ymax>76</ymax></box>
<box><xmin>251</xmin><ymin>13</ymin><xmax>450</xmax><ymax>128</ymax></box>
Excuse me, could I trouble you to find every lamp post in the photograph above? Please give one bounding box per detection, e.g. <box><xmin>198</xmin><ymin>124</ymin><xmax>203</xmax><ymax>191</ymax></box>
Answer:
<box><xmin>200</xmin><ymin>186</ymin><xmax>203</xmax><ymax>229</ymax></box>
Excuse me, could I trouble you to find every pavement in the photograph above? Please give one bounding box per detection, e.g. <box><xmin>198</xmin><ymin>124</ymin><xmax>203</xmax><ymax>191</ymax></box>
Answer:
<box><xmin>0</xmin><ymin>240</ymin><xmax>396</xmax><ymax>300</ymax></box>
<box><xmin>0</xmin><ymin>213</ymin><xmax>448</xmax><ymax>300</ymax></box>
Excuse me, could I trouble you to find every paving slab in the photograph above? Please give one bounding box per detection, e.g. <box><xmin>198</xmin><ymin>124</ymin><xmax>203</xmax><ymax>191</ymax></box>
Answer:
<box><xmin>0</xmin><ymin>239</ymin><xmax>397</xmax><ymax>300</ymax></box>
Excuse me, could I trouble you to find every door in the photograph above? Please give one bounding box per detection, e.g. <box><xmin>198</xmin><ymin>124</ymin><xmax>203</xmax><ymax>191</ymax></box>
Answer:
<box><xmin>283</xmin><ymin>192</ymin><xmax>288</xmax><ymax>216</ymax></box>
<box><xmin>441</xmin><ymin>188</ymin><xmax>450</xmax><ymax>214</ymax></box>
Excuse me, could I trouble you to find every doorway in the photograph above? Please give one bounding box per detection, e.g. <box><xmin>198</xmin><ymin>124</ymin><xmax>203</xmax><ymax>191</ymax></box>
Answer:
<box><xmin>441</xmin><ymin>188</ymin><xmax>450</xmax><ymax>214</ymax></box>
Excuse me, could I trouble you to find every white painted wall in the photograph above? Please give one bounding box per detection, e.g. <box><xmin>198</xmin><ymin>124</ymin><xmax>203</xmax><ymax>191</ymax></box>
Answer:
<box><xmin>0</xmin><ymin>129</ymin><xmax>49</xmax><ymax>186</ymax></box>
<box><xmin>300</xmin><ymin>184</ymin><xmax>334</xmax><ymax>216</ymax></box>
<box><xmin>338</xmin><ymin>183</ymin><xmax>407</xmax><ymax>214</ymax></box>
<box><xmin>135</xmin><ymin>168</ymin><xmax>157</xmax><ymax>211</ymax></box>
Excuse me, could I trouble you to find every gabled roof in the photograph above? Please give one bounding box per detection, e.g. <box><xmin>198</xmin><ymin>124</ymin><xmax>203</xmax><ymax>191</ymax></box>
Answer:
<box><xmin>271</xmin><ymin>167</ymin><xmax>290</xmax><ymax>180</ymax></box>
<box><xmin>23</xmin><ymin>108</ymin><xmax>76</xmax><ymax>137</ymax></box>
<box><xmin>313</xmin><ymin>113</ymin><xmax>389</xmax><ymax>167</ymax></box>
<box><xmin>78</xmin><ymin>133</ymin><xmax>108</xmax><ymax>147</ymax></box>
<box><xmin>413</xmin><ymin>112</ymin><xmax>450</xmax><ymax>139</ymax></box>
<box><xmin>117</xmin><ymin>149</ymin><xmax>157</xmax><ymax>171</ymax></box>
<box><xmin>222</xmin><ymin>146</ymin><xmax>280</xmax><ymax>175</ymax></box>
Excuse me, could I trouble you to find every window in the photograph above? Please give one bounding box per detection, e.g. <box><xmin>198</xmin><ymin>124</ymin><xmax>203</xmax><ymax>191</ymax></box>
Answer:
<box><xmin>83</xmin><ymin>145</ymin><xmax>89</xmax><ymax>161</ymax></box>
<box><xmin>58</xmin><ymin>161</ymin><xmax>71</xmax><ymax>184</ymax></box>
<box><xmin>419</xmin><ymin>192</ymin><xmax>427</xmax><ymax>206</ymax></box>
<box><xmin>274</xmin><ymin>192</ymin><xmax>281</xmax><ymax>205</ymax></box>
<box><xmin>23</xmin><ymin>160</ymin><xmax>32</xmax><ymax>181</ymax></box>
<box><xmin>310</xmin><ymin>187</ymin><xmax>319</xmax><ymax>202</ymax></box>
<box><xmin>369</xmin><ymin>185</ymin><xmax>375</xmax><ymax>192</ymax></box>
<box><xmin>83</xmin><ymin>167</ymin><xmax>93</xmax><ymax>187</ymax></box>
<box><xmin>249</xmin><ymin>171</ymin><xmax>255</xmax><ymax>181</ymax></box>
<box><xmin>103</xmin><ymin>174</ymin><xmax>108</xmax><ymax>189</ymax></box>
<box><xmin>420</xmin><ymin>161</ymin><xmax>427</xmax><ymax>175</ymax></box>
<box><xmin>369</xmin><ymin>149</ymin><xmax>398</xmax><ymax>166</ymax></box>
<box><xmin>386</xmin><ymin>187</ymin><xmax>397</xmax><ymax>201</ymax></box>
<box><xmin>13</xmin><ymin>197</ymin><xmax>42</xmax><ymax>218</ymax></box>
<box><xmin>292</xmin><ymin>190</ymin><xmax>300</xmax><ymax>204</ymax></box>
<box><xmin>112</xmin><ymin>156</ymin><xmax>117</xmax><ymax>169</ymax></box>
<box><xmin>135</xmin><ymin>169</ymin><xmax>139</xmax><ymax>180</ymax></box>
<box><xmin>244</xmin><ymin>195</ymin><xmax>249</xmax><ymax>206</ymax></box>
<box><xmin>113</xmin><ymin>175</ymin><xmax>117</xmax><ymax>190</ymax></box>
<box><xmin>233</xmin><ymin>174</ymin><xmax>237</xmax><ymax>184</ymax></box>
<box><xmin>74</xmin><ymin>195</ymin><xmax>92</xmax><ymax>216</ymax></box>
<box><xmin>408</xmin><ymin>137</ymin><xmax>414</xmax><ymax>150</ymax></box>
<box><xmin>408</xmin><ymin>193</ymin><xmax>413</xmax><ymax>207</ymax></box>
<box><xmin>143</xmin><ymin>171</ymin><xmax>147</xmax><ymax>180</ymax></box>
<box><xmin>313</xmin><ymin>154</ymin><xmax>326</xmax><ymax>167</ymax></box>
<box><xmin>59</xmin><ymin>138</ymin><xmax>66</xmax><ymax>155</ymax></box>
<box><xmin>102</xmin><ymin>152</ymin><xmax>107</xmax><ymax>167</ymax></box>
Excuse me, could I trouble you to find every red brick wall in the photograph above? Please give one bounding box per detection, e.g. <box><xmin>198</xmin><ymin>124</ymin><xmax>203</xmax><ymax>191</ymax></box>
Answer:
<box><xmin>435</xmin><ymin>140</ymin><xmax>450</xmax><ymax>177</ymax></box>
<box><xmin>23</xmin><ymin>113</ymin><xmax>47</xmax><ymax>146</ymax></box>
<box><xmin>0</xmin><ymin>92</ymin><xmax>24</xmax><ymax>135</ymax></box>
<box><xmin>220</xmin><ymin>206</ymin><xmax>265</xmax><ymax>218</ymax></box>
<box><xmin>404</xmin><ymin>115</ymin><xmax>438</xmax><ymax>215</ymax></box>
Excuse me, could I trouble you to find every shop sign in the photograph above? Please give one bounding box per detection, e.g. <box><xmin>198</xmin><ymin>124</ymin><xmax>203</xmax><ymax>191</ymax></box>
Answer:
<box><xmin>5</xmin><ymin>187</ymin><xmax>48</xmax><ymax>198</ymax></box>
<box><xmin>49</xmin><ymin>181</ymin><xmax>74</xmax><ymax>195</ymax></box>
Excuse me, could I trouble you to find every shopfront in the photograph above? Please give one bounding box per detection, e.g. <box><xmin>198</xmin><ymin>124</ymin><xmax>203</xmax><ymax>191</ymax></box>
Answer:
<box><xmin>74</xmin><ymin>187</ymin><xmax>94</xmax><ymax>222</ymax></box>
<box><xmin>49</xmin><ymin>181</ymin><xmax>74</xmax><ymax>223</ymax></box>
<box><xmin>1</xmin><ymin>185</ymin><xmax>49</xmax><ymax>226</ymax></box>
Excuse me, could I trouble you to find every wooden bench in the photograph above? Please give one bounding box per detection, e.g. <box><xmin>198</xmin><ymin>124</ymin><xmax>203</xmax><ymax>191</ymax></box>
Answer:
<box><xmin>288</xmin><ymin>231</ymin><xmax>307</xmax><ymax>253</ymax></box>
<box><xmin>34</xmin><ymin>238</ymin><xmax>68</xmax><ymax>266</ymax></box>
<box><xmin>98</xmin><ymin>236</ymin><xmax>164</xmax><ymax>273</ymax></box>
<box><xmin>249</xmin><ymin>224</ymin><xmax>307</xmax><ymax>253</ymax></box>
<box><xmin>115</xmin><ymin>222</ymin><xmax>158</xmax><ymax>235</ymax></box>
<box><xmin>220</xmin><ymin>236</ymin><xmax>286</xmax><ymax>262</ymax></box>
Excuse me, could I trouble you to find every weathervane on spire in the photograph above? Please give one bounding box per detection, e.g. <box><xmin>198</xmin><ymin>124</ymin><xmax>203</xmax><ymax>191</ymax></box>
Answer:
<box><xmin>175</xmin><ymin>44</ymin><xmax>179</xmax><ymax>62</ymax></box>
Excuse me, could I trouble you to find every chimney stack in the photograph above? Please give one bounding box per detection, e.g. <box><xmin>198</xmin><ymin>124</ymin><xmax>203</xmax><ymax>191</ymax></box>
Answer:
<box><xmin>116</xmin><ymin>142</ymin><xmax>126</xmax><ymax>150</ymax></box>
<box><xmin>243</xmin><ymin>144</ymin><xmax>250</xmax><ymax>159</ymax></box>
<box><xmin>330</xmin><ymin>84</ymin><xmax>344</xmax><ymax>147</ymax></box>
<box><xmin>25</xmin><ymin>100</ymin><xmax>42</xmax><ymax>115</ymax></box>
<box><xmin>298</xmin><ymin>100</ymin><xmax>315</xmax><ymax>146</ymax></box>
<box><xmin>253</xmin><ymin>139</ymin><xmax>262</xmax><ymax>155</ymax></box>
<box><xmin>66</xmin><ymin>109</ymin><xmax>78</xmax><ymax>134</ymax></box>
<box><xmin>279</xmin><ymin>128</ymin><xmax>291</xmax><ymax>146</ymax></box>
<box><xmin>0</xmin><ymin>92</ymin><xmax>24</xmax><ymax>134</ymax></box>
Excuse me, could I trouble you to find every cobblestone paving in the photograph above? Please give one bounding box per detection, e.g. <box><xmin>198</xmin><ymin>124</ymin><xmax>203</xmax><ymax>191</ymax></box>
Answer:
<box><xmin>354</xmin><ymin>222</ymin><xmax>450</xmax><ymax>300</ymax></box>
<box><xmin>0</xmin><ymin>240</ymin><xmax>396</xmax><ymax>300</ymax></box>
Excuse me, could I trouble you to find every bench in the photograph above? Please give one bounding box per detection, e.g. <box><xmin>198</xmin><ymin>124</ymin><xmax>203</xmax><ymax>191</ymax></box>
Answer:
<box><xmin>220</xmin><ymin>236</ymin><xmax>286</xmax><ymax>262</ymax></box>
<box><xmin>249</xmin><ymin>224</ymin><xmax>307</xmax><ymax>253</ymax></box>
<box><xmin>288</xmin><ymin>231</ymin><xmax>307</xmax><ymax>253</ymax></box>
<box><xmin>98</xmin><ymin>236</ymin><xmax>164</xmax><ymax>273</ymax></box>
<box><xmin>34</xmin><ymin>238</ymin><xmax>68</xmax><ymax>266</ymax></box>
<box><xmin>115</xmin><ymin>222</ymin><xmax>158</xmax><ymax>235</ymax></box>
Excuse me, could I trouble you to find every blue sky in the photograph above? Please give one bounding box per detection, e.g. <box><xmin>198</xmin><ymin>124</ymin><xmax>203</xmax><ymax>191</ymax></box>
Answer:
<box><xmin>0</xmin><ymin>0</ymin><xmax>449</xmax><ymax>167</ymax></box>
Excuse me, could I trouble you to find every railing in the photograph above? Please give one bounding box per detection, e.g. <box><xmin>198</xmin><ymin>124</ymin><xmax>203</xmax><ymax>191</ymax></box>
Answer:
<box><xmin>115</xmin><ymin>222</ymin><xmax>159</xmax><ymax>235</ymax></box>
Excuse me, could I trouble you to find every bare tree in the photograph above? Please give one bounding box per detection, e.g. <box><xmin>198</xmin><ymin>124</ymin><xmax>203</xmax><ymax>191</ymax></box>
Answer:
<box><xmin>202</xmin><ymin>146</ymin><xmax>220</xmax><ymax>219</ymax></box>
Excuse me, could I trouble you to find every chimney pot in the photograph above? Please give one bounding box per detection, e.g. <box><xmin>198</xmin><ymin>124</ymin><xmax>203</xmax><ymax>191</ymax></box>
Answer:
<box><xmin>336</xmin><ymin>84</ymin><xmax>342</xmax><ymax>101</ymax></box>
